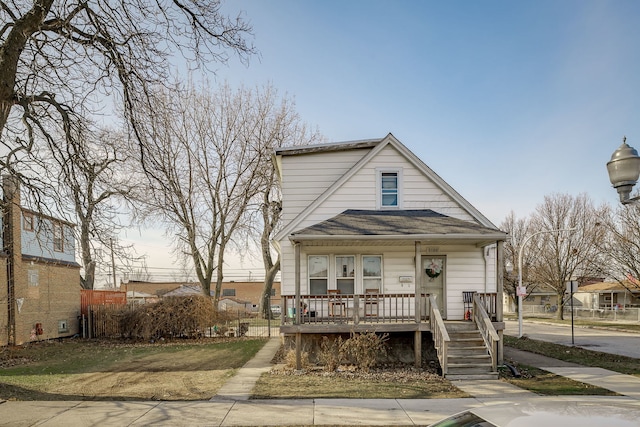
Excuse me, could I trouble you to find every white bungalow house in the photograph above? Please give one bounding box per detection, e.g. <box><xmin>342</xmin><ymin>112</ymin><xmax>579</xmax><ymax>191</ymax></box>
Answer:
<box><xmin>273</xmin><ymin>134</ymin><xmax>508</xmax><ymax>379</ymax></box>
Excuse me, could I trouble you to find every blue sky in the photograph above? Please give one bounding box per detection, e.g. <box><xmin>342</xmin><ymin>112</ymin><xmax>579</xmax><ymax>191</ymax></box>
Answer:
<box><xmin>212</xmin><ymin>0</ymin><xmax>640</xmax><ymax>225</ymax></box>
<box><xmin>120</xmin><ymin>1</ymin><xmax>640</xmax><ymax>283</ymax></box>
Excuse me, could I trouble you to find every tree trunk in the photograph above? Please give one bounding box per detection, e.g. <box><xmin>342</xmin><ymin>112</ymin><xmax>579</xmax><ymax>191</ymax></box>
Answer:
<box><xmin>555</xmin><ymin>293</ymin><xmax>564</xmax><ymax>320</ymax></box>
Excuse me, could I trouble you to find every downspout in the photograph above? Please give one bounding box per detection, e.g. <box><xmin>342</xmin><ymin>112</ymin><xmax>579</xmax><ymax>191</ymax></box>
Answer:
<box><xmin>483</xmin><ymin>246</ymin><xmax>492</xmax><ymax>293</ymax></box>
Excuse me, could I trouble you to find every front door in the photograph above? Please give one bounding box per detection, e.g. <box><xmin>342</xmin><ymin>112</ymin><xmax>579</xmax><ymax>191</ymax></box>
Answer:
<box><xmin>421</xmin><ymin>256</ymin><xmax>446</xmax><ymax>318</ymax></box>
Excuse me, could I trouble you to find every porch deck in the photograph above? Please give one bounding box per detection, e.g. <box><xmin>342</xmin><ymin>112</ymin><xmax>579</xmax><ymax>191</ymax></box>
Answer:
<box><xmin>280</xmin><ymin>292</ymin><xmax>498</xmax><ymax>334</ymax></box>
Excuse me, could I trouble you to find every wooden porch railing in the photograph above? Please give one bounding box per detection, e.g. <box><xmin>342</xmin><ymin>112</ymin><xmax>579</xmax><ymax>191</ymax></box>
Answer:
<box><xmin>429</xmin><ymin>295</ymin><xmax>450</xmax><ymax>376</ymax></box>
<box><xmin>472</xmin><ymin>293</ymin><xmax>500</xmax><ymax>372</ymax></box>
<box><xmin>475</xmin><ymin>292</ymin><xmax>499</xmax><ymax>320</ymax></box>
<box><xmin>282</xmin><ymin>293</ymin><xmax>430</xmax><ymax>325</ymax></box>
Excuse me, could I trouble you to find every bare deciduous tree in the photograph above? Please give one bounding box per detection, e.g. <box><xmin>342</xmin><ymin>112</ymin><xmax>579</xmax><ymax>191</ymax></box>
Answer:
<box><xmin>596</xmin><ymin>203</ymin><xmax>640</xmax><ymax>291</ymax></box>
<box><xmin>137</xmin><ymin>82</ymin><xmax>315</xmax><ymax>303</ymax></box>
<box><xmin>44</xmin><ymin>124</ymin><xmax>141</xmax><ymax>289</ymax></box>
<box><xmin>1</xmin><ymin>1</ymin><xmax>253</xmax><ymax>188</ymax></box>
<box><xmin>527</xmin><ymin>193</ymin><xmax>606</xmax><ymax>320</ymax></box>
<box><xmin>499</xmin><ymin>211</ymin><xmax>533</xmax><ymax>311</ymax></box>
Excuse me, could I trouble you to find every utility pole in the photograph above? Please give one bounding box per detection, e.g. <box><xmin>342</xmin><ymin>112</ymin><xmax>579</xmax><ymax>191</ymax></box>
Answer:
<box><xmin>110</xmin><ymin>238</ymin><xmax>117</xmax><ymax>289</ymax></box>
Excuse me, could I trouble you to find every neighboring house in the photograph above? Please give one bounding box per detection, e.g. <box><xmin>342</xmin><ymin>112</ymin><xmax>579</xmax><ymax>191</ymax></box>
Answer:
<box><xmin>218</xmin><ymin>297</ymin><xmax>253</xmax><ymax>312</ymax></box>
<box><xmin>575</xmin><ymin>281</ymin><xmax>640</xmax><ymax>309</ymax></box>
<box><xmin>504</xmin><ymin>283</ymin><xmax>557</xmax><ymax>313</ymax></box>
<box><xmin>0</xmin><ymin>176</ymin><xmax>81</xmax><ymax>345</ymax></box>
<box><xmin>120</xmin><ymin>280</ymin><xmax>281</xmax><ymax>307</ymax></box>
<box><xmin>273</xmin><ymin>134</ymin><xmax>508</xmax><ymax>378</ymax></box>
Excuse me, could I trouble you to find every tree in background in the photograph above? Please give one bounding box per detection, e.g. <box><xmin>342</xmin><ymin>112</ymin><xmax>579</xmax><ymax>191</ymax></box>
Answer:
<box><xmin>251</xmin><ymin>118</ymin><xmax>322</xmax><ymax>319</ymax></box>
<box><xmin>0</xmin><ymin>1</ymin><xmax>253</xmax><ymax>191</ymax></box>
<box><xmin>526</xmin><ymin>193</ymin><xmax>606</xmax><ymax>320</ymax></box>
<box><xmin>595</xmin><ymin>203</ymin><xmax>640</xmax><ymax>292</ymax></box>
<box><xmin>136</xmin><ymin>82</ymin><xmax>318</xmax><ymax>303</ymax></box>
<box><xmin>44</xmin><ymin>123</ymin><xmax>142</xmax><ymax>289</ymax></box>
<box><xmin>499</xmin><ymin>211</ymin><xmax>533</xmax><ymax>312</ymax></box>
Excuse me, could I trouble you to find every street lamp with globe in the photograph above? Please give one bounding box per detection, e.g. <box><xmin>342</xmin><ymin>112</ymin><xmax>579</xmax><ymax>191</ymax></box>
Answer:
<box><xmin>607</xmin><ymin>137</ymin><xmax>640</xmax><ymax>205</ymax></box>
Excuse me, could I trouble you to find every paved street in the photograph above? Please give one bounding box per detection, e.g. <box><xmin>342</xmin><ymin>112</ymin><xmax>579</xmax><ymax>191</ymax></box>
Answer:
<box><xmin>505</xmin><ymin>319</ymin><xmax>640</xmax><ymax>358</ymax></box>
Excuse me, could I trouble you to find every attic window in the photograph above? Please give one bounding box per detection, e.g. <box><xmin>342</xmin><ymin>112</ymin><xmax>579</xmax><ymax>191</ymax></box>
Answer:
<box><xmin>378</xmin><ymin>169</ymin><xmax>401</xmax><ymax>208</ymax></box>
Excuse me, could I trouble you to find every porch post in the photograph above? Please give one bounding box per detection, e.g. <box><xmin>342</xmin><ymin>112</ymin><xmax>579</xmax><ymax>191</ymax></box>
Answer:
<box><xmin>414</xmin><ymin>241</ymin><xmax>422</xmax><ymax>368</ymax></box>
<box><xmin>414</xmin><ymin>241</ymin><xmax>421</xmax><ymax>323</ymax></box>
<box><xmin>496</xmin><ymin>240</ymin><xmax>505</xmax><ymax>364</ymax></box>
<box><xmin>294</xmin><ymin>242</ymin><xmax>301</xmax><ymax>325</ymax></box>
<box><xmin>496</xmin><ymin>241</ymin><xmax>504</xmax><ymax>322</ymax></box>
<box><xmin>414</xmin><ymin>330</ymin><xmax>422</xmax><ymax>369</ymax></box>
<box><xmin>294</xmin><ymin>241</ymin><xmax>301</xmax><ymax>370</ymax></box>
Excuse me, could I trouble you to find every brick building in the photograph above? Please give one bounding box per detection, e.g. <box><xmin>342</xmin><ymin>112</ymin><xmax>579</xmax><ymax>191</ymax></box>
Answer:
<box><xmin>0</xmin><ymin>176</ymin><xmax>81</xmax><ymax>345</ymax></box>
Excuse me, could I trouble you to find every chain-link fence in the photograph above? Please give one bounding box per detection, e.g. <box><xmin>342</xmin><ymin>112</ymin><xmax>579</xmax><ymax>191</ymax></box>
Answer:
<box><xmin>506</xmin><ymin>305</ymin><xmax>640</xmax><ymax>323</ymax></box>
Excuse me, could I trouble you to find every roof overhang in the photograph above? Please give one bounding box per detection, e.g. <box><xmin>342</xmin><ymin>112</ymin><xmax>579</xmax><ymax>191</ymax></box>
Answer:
<box><xmin>290</xmin><ymin>233</ymin><xmax>506</xmax><ymax>248</ymax></box>
<box><xmin>286</xmin><ymin>209</ymin><xmax>507</xmax><ymax>248</ymax></box>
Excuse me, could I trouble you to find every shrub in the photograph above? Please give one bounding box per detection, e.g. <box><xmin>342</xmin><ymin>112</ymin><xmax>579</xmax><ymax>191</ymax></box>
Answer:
<box><xmin>318</xmin><ymin>335</ymin><xmax>345</xmax><ymax>372</ymax></box>
<box><xmin>284</xmin><ymin>348</ymin><xmax>309</xmax><ymax>370</ymax></box>
<box><xmin>342</xmin><ymin>331</ymin><xmax>389</xmax><ymax>372</ymax></box>
<box><xmin>119</xmin><ymin>295</ymin><xmax>217</xmax><ymax>340</ymax></box>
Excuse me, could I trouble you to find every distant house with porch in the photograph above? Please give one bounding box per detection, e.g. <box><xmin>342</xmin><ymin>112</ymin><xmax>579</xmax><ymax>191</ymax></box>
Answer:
<box><xmin>273</xmin><ymin>134</ymin><xmax>507</xmax><ymax>378</ymax></box>
<box><xmin>575</xmin><ymin>281</ymin><xmax>640</xmax><ymax>310</ymax></box>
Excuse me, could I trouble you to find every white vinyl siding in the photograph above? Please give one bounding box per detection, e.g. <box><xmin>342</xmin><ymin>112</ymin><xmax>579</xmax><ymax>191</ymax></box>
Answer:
<box><xmin>279</xmin><ymin>244</ymin><xmax>495</xmax><ymax>320</ymax></box>
<box><xmin>290</xmin><ymin>145</ymin><xmax>475</xmax><ymax>232</ymax></box>
<box><xmin>279</xmin><ymin>149</ymin><xmax>366</xmax><ymax>223</ymax></box>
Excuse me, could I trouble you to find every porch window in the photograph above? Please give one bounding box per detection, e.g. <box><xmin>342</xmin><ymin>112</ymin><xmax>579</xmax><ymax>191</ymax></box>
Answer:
<box><xmin>309</xmin><ymin>255</ymin><xmax>328</xmax><ymax>295</ymax></box>
<box><xmin>362</xmin><ymin>255</ymin><xmax>382</xmax><ymax>291</ymax></box>
<box><xmin>335</xmin><ymin>255</ymin><xmax>355</xmax><ymax>294</ymax></box>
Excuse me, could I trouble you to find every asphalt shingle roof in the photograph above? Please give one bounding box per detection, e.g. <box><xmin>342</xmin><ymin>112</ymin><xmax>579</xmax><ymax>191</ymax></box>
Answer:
<box><xmin>291</xmin><ymin>209</ymin><xmax>503</xmax><ymax>237</ymax></box>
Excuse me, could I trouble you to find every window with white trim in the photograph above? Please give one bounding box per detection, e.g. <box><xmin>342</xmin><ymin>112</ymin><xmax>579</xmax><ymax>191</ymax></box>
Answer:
<box><xmin>335</xmin><ymin>255</ymin><xmax>355</xmax><ymax>294</ymax></box>
<box><xmin>309</xmin><ymin>255</ymin><xmax>328</xmax><ymax>295</ymax></box>
<box><xmin>377</xmin><ymin>169</ymin><xmax>402</xmax><ymax>208</ymax></box>
<box><xmin>362</xmin><ymin>255</ymin><xmax>382</xmax><ymax>291</ymax></box>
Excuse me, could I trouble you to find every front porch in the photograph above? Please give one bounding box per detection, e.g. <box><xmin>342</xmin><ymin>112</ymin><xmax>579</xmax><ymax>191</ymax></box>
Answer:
<box><xmin>281</xmin><ymin>291</ymin><xmax>499</xmax><ymax>330</ymax></box>
<box><xmin>280</xmin><ymin>292</ymin><xmax>503</xmax><ymax>378</ymax></box>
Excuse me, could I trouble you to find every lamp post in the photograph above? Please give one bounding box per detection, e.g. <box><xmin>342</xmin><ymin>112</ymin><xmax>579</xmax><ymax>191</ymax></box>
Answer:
<box><xmin>517</xmin><ymin>227</ymin><xmax>576</xmax><ymax>338</ymax></box>
<box><xmin>607</xmin><ymin>137</ymin><xmax>640</xmax><ymax>204</ymax></box>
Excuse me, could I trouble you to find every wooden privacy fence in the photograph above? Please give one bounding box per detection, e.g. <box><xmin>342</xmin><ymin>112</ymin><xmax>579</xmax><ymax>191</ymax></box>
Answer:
<box><xmin>81</xmin><ymin>289</ymin><xmax>126</xmax><ymax>315</ymax></box>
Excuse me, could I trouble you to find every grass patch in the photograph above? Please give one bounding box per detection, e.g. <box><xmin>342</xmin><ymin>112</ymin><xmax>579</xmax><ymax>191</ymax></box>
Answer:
<box><xmin>0</xmin><ymin>338</ymin><xmax>265</xmax><ymax>401</ymax></box>
<box><xmin>504</xmin><ymin>315</ymin><xmax>640</xmax><ymax>332</ymax></box>
<box><xmin>504</xmin><ymin>335</ymin><xmax>640</xmax><ymax>375</ymax></box>
<box><xmin>499</xmin><ymin>364</ymin><xmax>618</xmax><ymax>396</ymax></box>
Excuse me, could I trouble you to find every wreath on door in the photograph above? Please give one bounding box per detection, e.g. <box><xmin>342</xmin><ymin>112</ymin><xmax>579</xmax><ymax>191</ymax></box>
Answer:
<box><xmin>425</xmin><ymin>259</ymin><xmax>443</xmax><ymax>279</ymax></box>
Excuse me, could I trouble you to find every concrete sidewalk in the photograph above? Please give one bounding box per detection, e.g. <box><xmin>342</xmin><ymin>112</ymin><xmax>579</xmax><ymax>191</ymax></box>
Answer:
<box><xmin>505</xmin><ymin>347</ymin><xmax>640</xmax><ymax>400</ymax></box>
<box><xmin>1</xmin><ymin>338</ymin><xmax>640</xmax><ymax>426</ymax></box>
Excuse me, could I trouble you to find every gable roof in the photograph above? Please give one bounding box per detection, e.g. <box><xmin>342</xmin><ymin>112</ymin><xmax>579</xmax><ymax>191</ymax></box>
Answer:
<box><xmin>578</xmin><ymin>281</ymin><xmax>640</xmax><ymax>293</ymax></box>
<box><xmin>291</xmin><ymin>209</ymin><xmax>506</xmax><ymax>246</ymax></box>
<box><xmin>274</xmin><ymin>133</ymin><xmax>499</xmax><ymax>242</ymax></box>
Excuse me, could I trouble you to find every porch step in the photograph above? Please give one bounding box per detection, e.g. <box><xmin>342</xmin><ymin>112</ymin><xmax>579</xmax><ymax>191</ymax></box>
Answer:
<box><xmin>441</xmin><ymin>321</ymin><xmax>497</xmax><ymax>379</ymax></box>
<box><xmin>446</xmin><ymin>373</ymin><xmax>499</xmax><ymax>380</ymax></box>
